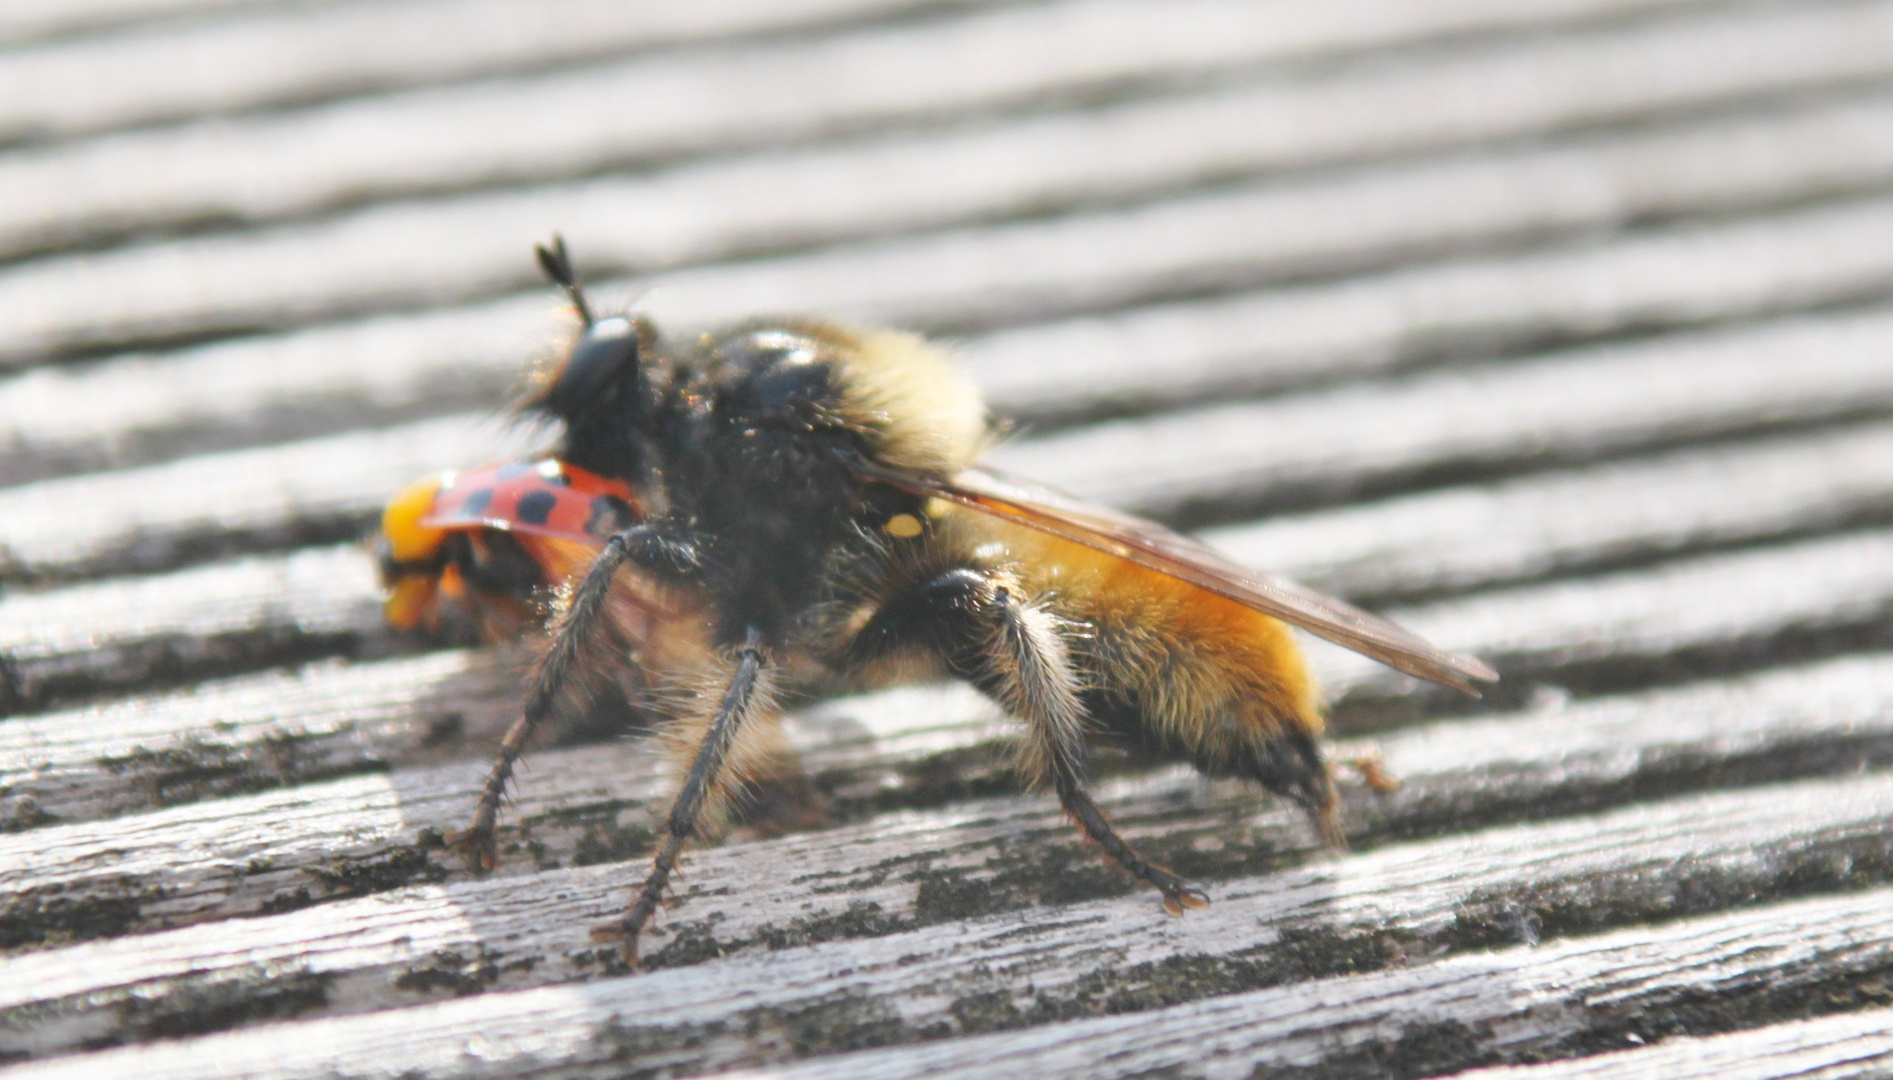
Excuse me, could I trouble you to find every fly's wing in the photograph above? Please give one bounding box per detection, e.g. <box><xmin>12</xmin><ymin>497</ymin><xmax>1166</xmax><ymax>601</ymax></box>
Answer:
<box><xmin>862</xmin><ymin>462</ymin><xmax>1499</xmax><ymax>696</ymax></box>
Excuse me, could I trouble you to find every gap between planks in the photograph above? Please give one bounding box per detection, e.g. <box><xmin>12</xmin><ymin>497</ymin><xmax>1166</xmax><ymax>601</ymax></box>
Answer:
<box><xmin>11</xmin><ymin>66</ymin><xmax>1893</xmax><ymax>361</ymax></box>
<box><xmin>8</xmin><ymin>304</ymin><xmax>1893</xmax><ymax>583</ymax></box>
<box><xmin>13</xmin><ymin>863</ymin><xmax>1893</xmax><ymax>1078</ymax></box>
<box><xmin>1450</xmin><ymin>1006</ymin><xmax>1893</xmax><ymax>1079</ymax></box>
<box><xmin>10</xmin><ymin>515</ymin><xmax>1893</xmax><ymax>830</ymax></box>
<box><xmin>5</xmin><ymin>764</ymin><xmax>1892</xmax><ymax>1063</ymax></box>
<box><xmin>8</xmin><ymin>646</ymin><xmax>1892</xmax><ymax>974</ymax></box>
<box><xmin>2</xmin><ymin>0</ymin><xmax>1875</xmax><ymax>263</ymax></box>
<box><xmin>0</xmin><ymin>0</ymin><xmax>1723</xmax><ymax>164</ymax></box>
<box><xmin>9</xmin><ymin>414</ymin><xmax>1890</xmax><ymax>711</ymax></box>
<box><xmin>692</xmin><ymin>886</ymin><xmax>1893</xmax><ymax>1080</ymax></box>
<box><xmin>11</xmin><ymin>189</ymin><xmax>1893</xmax><ymax>486</ymax></box>
<box><xmin>0</xmin><ymin>0</ymin><xmax>990</xmax><ymax>140</ymax></box>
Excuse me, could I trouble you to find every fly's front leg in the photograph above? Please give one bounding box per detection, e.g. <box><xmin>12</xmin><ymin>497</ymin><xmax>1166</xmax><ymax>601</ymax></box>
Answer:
<box><xmin>447</xmin><ymin>524</ymin><xmax>700</xmax><ymax>870</ymax></box>
<box><xmin>845</xmin><ymin>566</ymin><xmax>1207</xmax><ymax>915</ymax></box>
<box><xmin>594</xmin><ymin>625</ymin><xmax>773</xmax><ymax>964</ymax></box>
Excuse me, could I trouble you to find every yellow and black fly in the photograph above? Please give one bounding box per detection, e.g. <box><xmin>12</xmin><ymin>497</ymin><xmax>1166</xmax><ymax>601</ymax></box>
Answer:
<box><xmin>378</xmin><ymin>235</ymin><xmax>1497</xmax><ymax>962</ymax></box>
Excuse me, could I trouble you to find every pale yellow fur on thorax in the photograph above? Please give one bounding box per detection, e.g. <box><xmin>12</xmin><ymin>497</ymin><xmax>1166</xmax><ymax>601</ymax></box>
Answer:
<box><xmin>830</xmin><ymin>327</ymin><xmax>988</xmax><ymax>475</ymax></box>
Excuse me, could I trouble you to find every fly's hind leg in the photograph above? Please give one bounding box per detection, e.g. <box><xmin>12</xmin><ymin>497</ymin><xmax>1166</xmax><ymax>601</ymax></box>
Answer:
<box><xmin>845</xmin><ymin>566</ymin><xmax>1207</xmax><ymax>915</ymax></box>
<box><xmin>446</xmin><ymin>524</ymin><xmax>699</xmax><ymax>870</ymax></box>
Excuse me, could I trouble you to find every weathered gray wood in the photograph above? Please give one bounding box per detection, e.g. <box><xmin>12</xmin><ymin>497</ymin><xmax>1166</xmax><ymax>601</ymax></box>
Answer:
<box><xmin>13</xmin><ymin>191</ymin><xmax>1893</xmax><ymax>488</ymax></box>
<box><xmin>3</xmin><ymin>537</ymin><xmax>1877</xmax><ymax>1066</ymax></box>
<box><xmin>0</xmin><ymin>414</ymin><xmax>534</xmax><ymax>582</ymax></box>
<box><xmin>9</xmin><ymin>0</ymin><xmax>1893</xmax><ymax>1072</ymax></box>
<box><xmin>13</xmin><ymin>414</ymin><xmax>1893</xmax><ymax>710</ymax></box>
<box><xmin>687</xmin><ymin>888</ymin><xmax>1893</xmax><ymax>1080</ymax></box>
<box><xmin>0</xmin><ymin>0</ymin><xmax>982</xmax><ymax>143</ymax></box>
<box><xmin>0</xmin><ymin>545</ymin><xmax>382</xmax><ymax>710</ymax></box>
<box><xmin>7</xmin><ymin>1</ymin><xmax>1876</xmax><ymax>262</ymax></box>
<box><xmin>12</xmin><ymin>647</ymin><xmax>1891</xmax><ymax>965</ymax></box>
<box><xmin>1211</xmin><ymin>420</ymin><xmax>1893</xmax><ymax>601</ymax></box>
<box><xmin>1335</xmin><ymin>527</ymin><xmax>1893</xmax><ymax>708</ymax></box>
<box><xmin>13</xmin><ymin>79</ymin><xmax>1893</xmax><ymax>361</ymax></box>
<box><xmin>0</xmin><ymin>0</ymin><xmax>987</xmax><ymax>141</ymax></box>
<box><xmin>999</xmin><ymin>307</ymin><xmax>1893</xmax><ymax>519</ymax></box>
<box><xmin>0</xmin><ymin>650</ymin><xmax>502</xmax><ymax>827</ymax></box>
<box><xmin>7</xmin><ymin>767</ymin><xmax>1892</xmax><ymax>1064</ymax></box>
<box><xmin>0</xmin><ymin>0</ymin><xmax>277</xmax><ymax>48</ymax></box>
<box><xmin>14</xmin><ymin>880</ymin><xmax>1893</xmax><ymax>1079</ymax></box>
<box><xmin>11</xmin><ymin>305</ymin><xmax>1893</xmax><ymax>584</ymax></box>
<box><xmin>0</xmin><ymin>0</ymin><xmax>1720</xmax><ymax>156</ymax></box>
<box><xmin>0</xmin><ymin>680</ymin><xmax>998</xmax><ymax>932</ymax></box>
<box><xmin>967</xmin><ymin>194</ymin><xmax>1893</xmax><ymax>421</ymax></box>
<box><xmin>0</xmin><ymin>296</ymin><xmax>545</xmax><ymax>486</ymax></box>
<box><xmin>1451</xmin><ymin>1008</ymin><xmax>1893</xmax><ymax>1079</ymax></box>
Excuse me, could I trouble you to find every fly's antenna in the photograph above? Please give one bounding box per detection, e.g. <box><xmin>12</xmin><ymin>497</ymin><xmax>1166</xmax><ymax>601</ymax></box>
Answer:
<box><xmin>535</xmin><ymin>233</ymin><xmax>594</xmax><ymax>328</ymax></box>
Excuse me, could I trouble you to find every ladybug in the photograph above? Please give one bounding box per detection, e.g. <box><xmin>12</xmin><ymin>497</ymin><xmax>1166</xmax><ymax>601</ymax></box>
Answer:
<box><xmin>374</xmin><ymin>452</ymin><xmax>808</xmax><ymax>825</ymax></box>
<box><xmin>375</xmin><ymin>458</ymin><xmax>642</xmax><ymax>640</ymax></box>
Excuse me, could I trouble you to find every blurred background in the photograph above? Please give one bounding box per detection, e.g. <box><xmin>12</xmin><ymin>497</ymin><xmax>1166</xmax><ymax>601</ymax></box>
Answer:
<box><xmin>6</xmin><ymin>0</ymin><xmax>1893</xmax><ymax>1076</ymax></box>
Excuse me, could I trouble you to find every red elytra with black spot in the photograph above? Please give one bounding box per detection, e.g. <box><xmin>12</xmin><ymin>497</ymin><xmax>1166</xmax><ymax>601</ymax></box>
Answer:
<box><xmin>422</xmin><ymin>459</ymin><xmax>642</xmax><ymax>543</ymax></box>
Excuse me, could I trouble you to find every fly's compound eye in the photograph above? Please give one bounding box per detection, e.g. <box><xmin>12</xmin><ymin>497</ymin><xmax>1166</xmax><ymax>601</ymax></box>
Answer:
<box><xmin>544</xmin><ymin>316</ymin><xmax>638</xmax><ymax>420</ymax></box>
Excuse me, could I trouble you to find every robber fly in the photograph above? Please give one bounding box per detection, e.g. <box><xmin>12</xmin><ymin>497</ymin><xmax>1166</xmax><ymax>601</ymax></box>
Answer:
<box><xmin>378</xmin><ymin>236</ymin><xmax>1497</xmax><ymax>962</ymax></box>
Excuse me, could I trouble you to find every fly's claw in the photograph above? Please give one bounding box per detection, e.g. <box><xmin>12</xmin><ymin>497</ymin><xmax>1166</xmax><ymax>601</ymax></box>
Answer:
<box><xmin>589</xmin><ymin>919</ymin><xmax>649</xmax><ymax>968</ymax></box>
<box><xmin>1344</xmin><ymin>750</ymin><xmax>1401</xmax><ymax>794</ymax></box>
<box><xmin>444</xmin><ymin>824</ymin><xmax>500</xmax><ymax>872</ymax></box>
<box><xmin>1160</xmin><ymin>884</ymin><xmax>1210</xmax><ymax>915</ymax></box>
<box><xmin>1144</xmin><ymin>863</ymin><xmax>1210</xmax><ymax>915</ymax></box>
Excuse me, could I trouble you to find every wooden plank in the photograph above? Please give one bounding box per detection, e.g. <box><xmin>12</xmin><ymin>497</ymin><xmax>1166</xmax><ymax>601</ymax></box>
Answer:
<box><xmin>8</xmin><ymin>0</ymin><xmax>1878</xmax><ymax>262</ymax></box>
<box><xmin>689</xmin><ymin>888</ymin><xmax>1893</xmax><ymax>1080</ymax></box>
<box><xmin>0</xmin><ymin>650</ymin><xmax>498</xmax><ymax>827</ymax></box>
<box><xmin>1211</xmin><ymin>419</ymin><xmax>1893</xmax><ymax>601</ymax></box>
<box><xmin>0</xmin><ymin>0</ymin><xmax>984</xmax><ymax>142</ymax></box>
<box><xmin>13</xmin><ymin>78</ymin><xmax>1893</xmax><ymax>362</ymax></box>
<box><xmin>1451</xmin><ymin>1008</ymin><xmax>1893</xmax><ymax>1079</ymax></box>
<box><xmin>966</xmin><ymin>194</ymin><xmax>1893</xmax><ymax>421</ymax></box>
<box><xmin>0</xmin><ymin>0</ymin><xmax>1720</xmax><ymax>147</ymax></box>
<box><xmin>12</xmin><ymin>515</ymin><xmax>1893</xmax><ymax>827</ymax></box>
<box><xmin>12</xmin><ymin>645</ymin><xmax>1891</xmax><ymax>957</ymax></box>
<box><xmin>0</xmin><ymin>545</ymin><xmax>379</xmax><ymax>710</ymax></box>
<box><xmin>0</xmin><ymin>296</ymin><xmax>545</xmax><ymax>487</ymax></box>
<box><xmin>0</xmin><ymin>0</ymin><xmax>280</xmax><ymax>49</ymax></box>
<box><xmin>11</xmin><ymin>191</ymin><xmax>1893</xmax><ymax>488</ymax></box>
<box><xmin>11</xmin><ymin>415</ymin><xmax>1893</xmax><ymax>712</ymax></box>
<box><xmin>7</xmin><ymin>766</ymin><xmax>1892</xmax><ymax>1063</ymax></box>
<box><xmin>10</xmin><ymin>306</ymin><xmax>1893</xmax><ymax>584</ymax></box>
<box><xmin>997</xmin><ymin>308</ymin><xmax>1893</xmax><ymax>520</ymax></box>
<box><xmin>12</xmin><ymin>878</ymin><xmax>1893</xmax><ymax>1078</ymax></box>
<box><xmin>0</xmin><ymin>414</ymin><xmax>534</xmax><ymax>583</ymax></box>
<box><xmin>1337</xmin><ymin>527</ymin><xmax>1893</xmax><ymax>708</ymax></box>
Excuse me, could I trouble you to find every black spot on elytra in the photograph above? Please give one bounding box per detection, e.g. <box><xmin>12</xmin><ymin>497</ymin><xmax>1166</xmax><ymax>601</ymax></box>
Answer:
<box><xmin>515</xmin><ymin>490</ymin><xmax>557</xmax><ymax>526</ymax></box>
<box><xmin>457</xmin><ymin>488</ymin><xmax>493</xmax><ymax>517</ymax></box>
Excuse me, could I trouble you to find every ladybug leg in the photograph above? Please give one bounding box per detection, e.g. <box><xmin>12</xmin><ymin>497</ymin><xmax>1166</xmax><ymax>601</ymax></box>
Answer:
<box><xmin>447</xmin><ymin>524</ymin><xmax>700</xmax><ymax>870</ymax></box>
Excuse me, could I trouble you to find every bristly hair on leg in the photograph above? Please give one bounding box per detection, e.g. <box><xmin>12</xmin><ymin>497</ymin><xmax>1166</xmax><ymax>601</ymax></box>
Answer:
<box><xmin>449</xmin><ymin>525</ymin><xmax>664</xmax><ymax>869</ymax></box>
<box><xmin>602</xmin><ymin>626</ymin><xmax>775</xmax><ymax>964</ymax></box>
<box><xmin>651</xmin><ymin>641</ymin><xmax>785</xmax><ymax>841</ymax></box>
